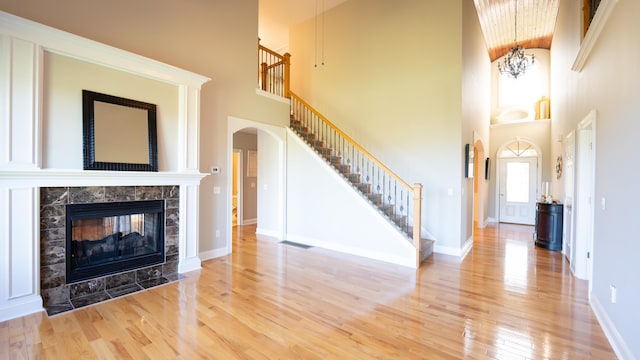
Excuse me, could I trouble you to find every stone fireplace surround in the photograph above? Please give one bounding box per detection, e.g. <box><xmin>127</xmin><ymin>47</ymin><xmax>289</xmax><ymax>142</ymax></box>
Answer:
<box><xmin>41</xmin><ymin>186</ymin><xmax>181</xmax><ymax>316</ymax></box>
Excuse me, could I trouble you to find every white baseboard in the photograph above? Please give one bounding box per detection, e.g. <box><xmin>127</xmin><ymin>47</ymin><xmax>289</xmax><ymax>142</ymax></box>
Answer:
<box><xmin>435</xmin><ymin>241</ymin><xmax>473</xmax><ymax>260</ymax></box>
<box><xmin>242</xmin><ymin>218</ymin><xmax>257</xmax><ymax>225</ymax></box>
<box><xmin>0</xmin><ymin>295</ymin><xmax>43</xmax><ymax>322</ymax></box>
<box><xmin>255</xmin><ymin>227</ymin><xmax>282</xmax><ymax>241</ymax></box>
<box><xmin>460</xmin><ymin>237</ymin><xmax>473</xmax><ymax>261</ymax></box>
<box><xmin>487</xmin><ymin>217</ymin><xmax>497</xmax><ymax>223</ymax></box>
<box><xmin>200</xmin><ymin>247</ymin><xmax>229</xmax><ymax>261</ymax></box>
<box><xmin>434</xmin><ymin>245</ymin><xmax>460</xmax><ymax>256</ymax></box>
<box><xmin>178</xmin><ymin>256</ymin><xmax>202</xmax><ymax>274</ymax></box>
<box><xmin>285</xmin><ymin>233</ymin><xmax>416</xmax><ymax>268</ymax></box>
<box><xmin>590</xmin><ymin>294</ymin><xmax>635</xmax><ymax>360</ymax></box>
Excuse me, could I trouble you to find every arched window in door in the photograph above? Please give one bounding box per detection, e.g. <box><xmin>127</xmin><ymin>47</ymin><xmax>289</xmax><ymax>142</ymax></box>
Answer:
<box><xmin>499</xmin><ymin>140</ymin><xmax>538</xmax><ymax>158</ymax></box>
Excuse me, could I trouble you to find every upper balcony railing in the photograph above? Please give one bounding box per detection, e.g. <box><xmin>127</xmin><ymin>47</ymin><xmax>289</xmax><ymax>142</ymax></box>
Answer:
<box><xmin>258</xmin><ymin>40</ymin><xmax>290</xmax><ymax>98</ymax></box>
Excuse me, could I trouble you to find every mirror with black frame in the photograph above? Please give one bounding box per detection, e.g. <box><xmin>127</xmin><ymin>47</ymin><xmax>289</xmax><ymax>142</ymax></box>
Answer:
<box><xmin>465</xmin><ymin>143</ymin><xmax>474</xmax><ymax>178</ymax></box>
<box><xmin>82</xmin><ymin>90</ymin><xmax>158</xmax><ymax>171</ymax></box>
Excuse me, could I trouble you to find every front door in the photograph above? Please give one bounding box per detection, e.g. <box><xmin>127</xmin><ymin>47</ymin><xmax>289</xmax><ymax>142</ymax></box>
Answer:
<box><xmin>499</xmin><ymin>157</ymin><xmax>537</xmax><ymax>225</ymax></box>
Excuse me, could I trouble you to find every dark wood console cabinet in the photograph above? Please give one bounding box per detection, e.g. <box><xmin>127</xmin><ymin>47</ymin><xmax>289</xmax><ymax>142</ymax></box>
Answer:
<box><xmin>535</xmin><ymin>202</ymin><xmax>563</xmax><ymax>251</ymax></box>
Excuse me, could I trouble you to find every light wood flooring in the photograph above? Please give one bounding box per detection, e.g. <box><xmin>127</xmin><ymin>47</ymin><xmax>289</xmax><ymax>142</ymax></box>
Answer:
<box><xmin>2</xmin><ymin>223</ymin><xmax>615</xmax><ymax>359</ymax></box>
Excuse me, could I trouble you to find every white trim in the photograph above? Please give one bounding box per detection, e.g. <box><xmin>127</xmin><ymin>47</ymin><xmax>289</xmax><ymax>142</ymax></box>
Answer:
<box><xmin>434</xmin><ymin>245</ymin><xmax>465</xmax><ymax>257</ymax></box>
<box><xmin>572</xmin><ymin>0</ymin><xmax>620</xmax><ymax>72</ymax></box>
<box><xmin>286</xmin><ymin>234</ymin><xmax>416</xmax><ymax>268</ymax></box>
<box><xmin>243</xmin><ymin>218</ymin><xmax>257</xmax><ymax>225</ymax></box>
<box><xmin>0</xmin><ymin>12</ymin><xmax>209</xmax><ymax>87</ymax></box>
<box><xmin>590</xmin><ymin>295</ymin><xmax>634</xmax><ymax>360</ymax></box>
<box><xmin>0</xmin><ymin>295</ymin><xmax>43</xmax><ymax>322</ymax></box>
<box><xmin>255</xmin><ymin>88</ymin><xmax>291</xmax><ymax>104</ymax></box>
<box><xmin>487</xmin><ymin>217</ymin><xmax>497</xmax><ymax>223</ymax></box>
<box><xmin>0</xmin><ymin>169</ymin><xmax>207</xmax><ymax>187</ymax></box>
<box><xmin>434</xmin><ymin>237</ymin><xmax>473</xmax><ymax>261</ymax></box>
<box><xmin>177</xmin><ymin>256</ymin><xmax>202</xmax><ymax>274</ymax></box>
<box><xmin>200</xmin><ymin>247</ymin><xmax>229</xmax><ymax>261</ymax></box>
<box><xmin>256</xmin><ymin>227</ymin><xmax>282</xmax><ymax>240</ymax></box>
<box><xmin>490</xmin><ymin>118</ymin><xmax>550</xmax><ymax>129</ymax></box>
<box><xmin>460</xmin><ymin>237</ymin><xmax>474</xmax><ymax>261</ymax></box>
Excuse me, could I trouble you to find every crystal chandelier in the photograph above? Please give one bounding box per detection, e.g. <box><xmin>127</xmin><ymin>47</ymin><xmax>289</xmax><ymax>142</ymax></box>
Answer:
<box><xmin>498</xmin><ymin>0</ymin><xmax>535</xmax><ymax>79</ymax></box>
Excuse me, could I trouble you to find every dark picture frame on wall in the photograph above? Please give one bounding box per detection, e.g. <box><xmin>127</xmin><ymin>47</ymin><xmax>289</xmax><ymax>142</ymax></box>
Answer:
<box><xmin>82</xmin><ymin>90</ymin><xmax>158</xmax><ymax>172</ymax></box>
<box><xmin>465</xmin><ymin>144</ymin><xmax>473</xmax><ymax>178</ymax></box>
<box><xmin>485</xmin><ymin>157</ymin><xmax>490</xmax><ymax>180</ymax></box>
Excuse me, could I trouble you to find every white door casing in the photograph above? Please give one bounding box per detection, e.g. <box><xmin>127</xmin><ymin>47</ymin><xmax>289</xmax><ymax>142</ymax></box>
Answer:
<box><xmin>563</xmin><ymin>131</ymin><xmax>576</xmax><ymax>265</ymax></box>
<box><xmin>572</xmin><ymin>111</ymin><xmax>596</xmax><ymax>283</ymax></box>
<box><xmin>498</xmin><ymin>157</ymin><xmax>538</xmax><ymax>225</ymax></box>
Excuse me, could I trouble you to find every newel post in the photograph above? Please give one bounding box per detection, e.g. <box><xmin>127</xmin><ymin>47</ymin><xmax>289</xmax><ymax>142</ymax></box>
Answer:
<box><xmin>412</xmin><ymin>183</ymin><xmax>423</xmax><ymax>267</ymax></box>
<box><xmin>283</xmin><ymin>53</ymin><xmax>291</xmax><ymax>98</ymax></box>
<box><xmin>260</xmin><ymin>62</ymin><xmax>268</xmax><ymax>91</ymax></box>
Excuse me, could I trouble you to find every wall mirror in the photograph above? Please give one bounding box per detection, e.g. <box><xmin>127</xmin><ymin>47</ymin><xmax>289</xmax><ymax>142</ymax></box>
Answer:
<box><xmin>465</xmin><ymin>144</ymin><xmax>474</xmax><ymax>178</ymax></box>
<box><xmin>82</xmin><ymin>90</ymin><xmax>158</xmax><ymax>171</ymax></box>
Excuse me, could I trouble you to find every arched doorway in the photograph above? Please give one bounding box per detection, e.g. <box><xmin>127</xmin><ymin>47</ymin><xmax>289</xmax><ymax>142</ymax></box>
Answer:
<box><xmin>227</xmin><ymin>116</ymin><xmax>287</xmax><ymax>254</ymax></box>
<box><xmin>496</xmin><ymin>139</ymin><xmax>541</xmax><ymax>225</ymax></box>
<box><xmin>473</xmin><ymin>139</ymin><xmax>487</xmax><ymax>228</ymax></box>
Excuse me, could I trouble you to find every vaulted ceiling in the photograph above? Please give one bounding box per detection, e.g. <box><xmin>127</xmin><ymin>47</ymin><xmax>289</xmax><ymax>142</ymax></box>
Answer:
<box><xmin>259</xmin><ymin>0</ymin><xmax>560</xmax><ymax>62</ymax></box>
<box><xmin>473</xmin><ymin>0</ymin><xmax>560</xmax><ymax>61</ymax></box>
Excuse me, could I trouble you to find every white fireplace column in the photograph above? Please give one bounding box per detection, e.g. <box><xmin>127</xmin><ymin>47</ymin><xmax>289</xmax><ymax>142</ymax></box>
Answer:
<box><xmin>0</xmin><ymin>12</ymin><xmax>210</xmax><ymax>321</ymax></box>
<box><xmin>0</xmin><ymin>29</ymin><xmax>44</xmax><ymax>320</ymax></box>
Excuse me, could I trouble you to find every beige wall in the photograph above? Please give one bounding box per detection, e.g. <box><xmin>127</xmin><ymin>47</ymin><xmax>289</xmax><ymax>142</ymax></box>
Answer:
<box><xmin>552</xmin><ymin>0</ymin><xmax>640</xmax><ymax>356</ymax></box>
<box><xmin>289</xmin><ymin>0</ymin><xmax>468</xmax><ymax>250</ymax></box>
<box><xmin>43</xmin><ymin>52</ymin><xmax>179</xmax><ymax>171</ymax></box>
<box><xmin>461</xmin><ymin>0</ymin><xmax>491</xmax><ymax>243</ymax></box>
<box><xmin>0</xmin><ymin>0</ymin><xmax>290</xmax><ymax>254</ymax></box>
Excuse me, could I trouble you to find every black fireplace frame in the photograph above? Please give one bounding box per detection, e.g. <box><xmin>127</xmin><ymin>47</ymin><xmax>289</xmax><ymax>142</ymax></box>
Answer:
<box><xmin>65</xmin><ymin>200</ymin><xmax>165</xmax><ymax>284</ymax></box>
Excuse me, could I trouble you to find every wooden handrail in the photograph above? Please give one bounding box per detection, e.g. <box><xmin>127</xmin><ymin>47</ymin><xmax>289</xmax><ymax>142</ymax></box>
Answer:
<box><xmin>264</xmin><ymin>60</ymin><xmax>285</xmax><ymax>71</ymax></box>
<box><xmin>290</xmin><ymin>91</ymin><xmax>412</xmax><ymax>192</ymax></box>
<box><xmin>259</xmin><ymin>44</ymin><xmax>284</xmax><ymax>60</ymax></box>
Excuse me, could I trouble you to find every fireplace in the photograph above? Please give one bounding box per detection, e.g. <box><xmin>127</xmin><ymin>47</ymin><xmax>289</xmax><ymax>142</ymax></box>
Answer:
<box><xmin>40</xmin><ymin>186</ymin><xmax>180</xmax><ymax>316</ymax></box>
<box><xmin>66</xmin><ymin>200</ymin><xmax>165</xmax><ymax>283</ymax></box>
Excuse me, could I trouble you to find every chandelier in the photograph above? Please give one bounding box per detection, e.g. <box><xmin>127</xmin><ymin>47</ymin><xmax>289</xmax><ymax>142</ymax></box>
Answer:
<box><xmin>498</xmin><ymin>0</ymin><xmax>535</xmax><ymax>79</ymax></box>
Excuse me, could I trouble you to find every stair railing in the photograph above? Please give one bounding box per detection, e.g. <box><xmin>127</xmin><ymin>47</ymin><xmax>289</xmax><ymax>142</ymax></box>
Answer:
<box><xmin>290</xmin><ymin>91</ymin><xmax>423</xmax><ymax>266</ymax></box>
<box><xmin>258</xmin><ymin>39</ymin><xmax>290</xmax><ymax>98</ymax></box>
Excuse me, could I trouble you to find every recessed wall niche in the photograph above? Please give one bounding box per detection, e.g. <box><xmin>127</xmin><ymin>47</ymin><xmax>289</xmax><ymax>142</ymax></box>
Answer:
<box><xmin>42</xmin><ymin>51</ymin><xmax>179</xmax><ymax>171</ymax></box>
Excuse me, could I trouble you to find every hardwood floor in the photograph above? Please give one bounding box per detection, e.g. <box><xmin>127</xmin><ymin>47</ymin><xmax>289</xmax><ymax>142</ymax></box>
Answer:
<box><xmin>2</xmin><ymin>223</ymin><xmax>615</xmax><ymax>359</ymax></box>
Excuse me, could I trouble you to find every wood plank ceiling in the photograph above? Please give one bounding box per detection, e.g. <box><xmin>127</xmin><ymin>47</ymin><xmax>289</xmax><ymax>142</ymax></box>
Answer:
<box><xmin>473</xmin><ymin>0</ymin><xmax>560</xmax><ymax>62</ymax></box>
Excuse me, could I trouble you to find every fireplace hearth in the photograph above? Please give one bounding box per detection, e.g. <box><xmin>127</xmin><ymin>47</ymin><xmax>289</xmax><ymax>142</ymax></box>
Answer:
<box><xmin>40</xmin><ymin>186</ymin><xmax>181</xmax><ymax>316</ymax></box>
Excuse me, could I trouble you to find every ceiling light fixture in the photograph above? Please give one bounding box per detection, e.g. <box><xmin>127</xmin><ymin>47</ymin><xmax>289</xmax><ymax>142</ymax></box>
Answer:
<box><xmin>498</xmin><ymin>0</ymin><xmax>535</xmax><ymax>79</ymax></box>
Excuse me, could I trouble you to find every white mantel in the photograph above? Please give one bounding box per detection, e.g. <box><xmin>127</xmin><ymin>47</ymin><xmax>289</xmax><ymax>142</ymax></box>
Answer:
<box><xmin>0</xmin><ymin>12</ymin><xmax>210</xmax><ymax>321</ymax></box>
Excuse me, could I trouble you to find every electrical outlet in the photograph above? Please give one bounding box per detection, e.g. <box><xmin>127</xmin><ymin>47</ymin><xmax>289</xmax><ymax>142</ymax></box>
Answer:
<box><xmin>215</xmin><ymin>230</ymin><xmax>220</xmax><ymax>238</ymax></box>
<box><xmin>610</xmin><ymin>285</ymin><xmax>617</xmax><ymax>303</ymax></box>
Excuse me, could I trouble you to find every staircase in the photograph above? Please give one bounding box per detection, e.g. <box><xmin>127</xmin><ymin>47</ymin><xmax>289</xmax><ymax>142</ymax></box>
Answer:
<box><xmin>256</xmin><ymin>43</ymin><xmax>433</xmax><ymax>267</ymax></box>
<box><xmin>289</xmin><ymin>92</ymin><xmax>433</xmax><ymax>266</ymax></box>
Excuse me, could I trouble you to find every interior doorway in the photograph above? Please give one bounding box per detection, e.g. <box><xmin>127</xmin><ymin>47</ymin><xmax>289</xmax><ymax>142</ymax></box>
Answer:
<box><xmin>227</xmin><ymin>116</ymin><xmax>287</xmax><ymax>255</ymax></box>
<box><xmin>570</xmin><ymin>111</ymin><xmax>596</xmax><ymax>283</ymax></box>
<box><xmin>496</xmin><ymin>139</ymin><xmax>541</xmax><ymax>225</ymax></box>
<box><xmin>473</xmin><ymin>139</ymin><xmax>487</xmax><ymax>228</ymax></box>
<box><xmin>232</xmin><ymin>149</ymin><xmax>242</xmax><ymax>227</ymax></box>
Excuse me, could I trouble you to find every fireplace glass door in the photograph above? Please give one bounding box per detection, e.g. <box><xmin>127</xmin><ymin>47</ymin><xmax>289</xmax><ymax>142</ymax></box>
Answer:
<box><xmin>66</xmin><ymin>200</ymin><xmax>165</xmax><ymax>283</ymax></box>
